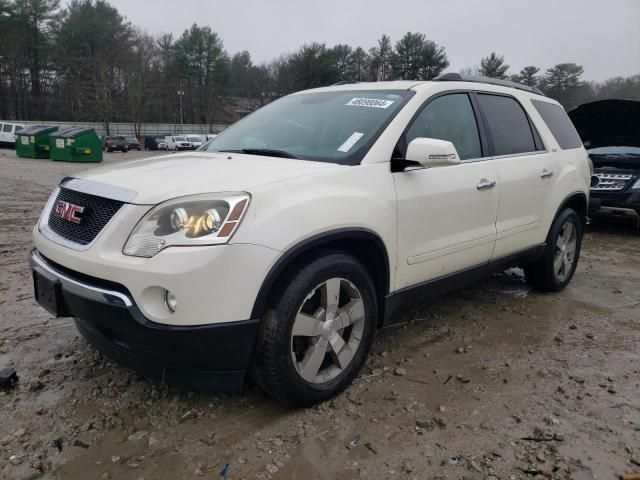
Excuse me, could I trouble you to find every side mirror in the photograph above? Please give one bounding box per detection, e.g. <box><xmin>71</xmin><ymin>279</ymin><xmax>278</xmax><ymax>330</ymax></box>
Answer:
<box><xmin>405</xmin><ymin>138</ymin><xmax>461</xmax><ymax>168</ymax></box>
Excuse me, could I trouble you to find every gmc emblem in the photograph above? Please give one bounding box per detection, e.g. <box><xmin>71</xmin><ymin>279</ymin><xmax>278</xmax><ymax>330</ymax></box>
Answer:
<box><xmin>53</xmin><ymin>200</ymin><xmax>85</xmax><ymax>224</ymax></box>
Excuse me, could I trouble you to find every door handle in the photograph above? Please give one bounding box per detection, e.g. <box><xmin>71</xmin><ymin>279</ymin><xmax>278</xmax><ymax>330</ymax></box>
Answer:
<box><xmin>541</xmin><ymin>169</ymin><xmax>554</xmax><ymax>179</ymax></box>
<box><xmin>476</xmin><ymin>179</ymin><xmax>496</xmax><ymax>191</ymax></box>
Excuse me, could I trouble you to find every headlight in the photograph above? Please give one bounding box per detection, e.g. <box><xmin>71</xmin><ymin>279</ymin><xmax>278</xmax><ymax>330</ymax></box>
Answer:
<box><xmin>123</xmin><ymin>193</ymin><xmax>250</xmax><ymax>258</ymax></box>
<box><xmin>633</xmin><ymin>178</ymin><xmax>640</xmax><ymax>189</ymax></box>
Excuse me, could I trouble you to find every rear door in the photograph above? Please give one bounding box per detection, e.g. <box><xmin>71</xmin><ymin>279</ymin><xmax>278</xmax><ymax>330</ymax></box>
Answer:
<box><xmin>475</xmin><ymin>93</ymin><xmax>554</xmax><ymax>258</ymax></box>
<box><xmin>393</xmin><ymin>92</ymin><xmax>499</xmax><ymax>290</ymax></box>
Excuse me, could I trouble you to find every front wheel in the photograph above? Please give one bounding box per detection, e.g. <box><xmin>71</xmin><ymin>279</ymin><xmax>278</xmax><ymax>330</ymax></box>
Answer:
<box><xmin>524</xmin><ymin>208</ymin><xmax>583</xmax><ymax>291</ymax></box>
<box><xmin>251</xmin><ymin>252</ymin><xmax>378</xmax><ymax>406</ymax></box>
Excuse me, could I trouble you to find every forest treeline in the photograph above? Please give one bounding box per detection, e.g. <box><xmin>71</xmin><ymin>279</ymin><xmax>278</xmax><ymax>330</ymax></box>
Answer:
<box><xmin>1</xmin><ymin>0</ymin><xmax>638</xmax><ymax>133</ymax></box>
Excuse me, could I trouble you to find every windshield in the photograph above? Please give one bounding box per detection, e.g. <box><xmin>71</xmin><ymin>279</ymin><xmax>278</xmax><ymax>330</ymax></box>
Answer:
<box><xmin>126</xmin><ymin>137</ymin><xmax>137</xmax><ymax>142</ymax></box>
<box><xmin>188</xmin><ymin>136</ymin><xmax>202</xmax><ymax>142</ymax></box>
<box><xmin>175</xmin><ymin>136</ymin><xmax>186</xmax><ymax>141</ymax></box>
<box><xmin>203</xmin><ymin>89</ymin><xmax>414</xmax><ymax>164</ymax></box>
<box><xmin>588</xmin><ymin>146</ymin><xmax>640</xmax><ymax>156</ymax></box>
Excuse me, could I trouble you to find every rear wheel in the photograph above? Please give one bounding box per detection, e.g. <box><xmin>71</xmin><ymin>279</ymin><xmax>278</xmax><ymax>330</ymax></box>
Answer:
<box><xmin>251</xmin><ymin>252</ymin><xmax>377</xmax><ymax>406</ymax></box>
<box><xmin>524</xmin><ymin>208</ymin><xmax>583</xmax><ymax>291</ymax></box>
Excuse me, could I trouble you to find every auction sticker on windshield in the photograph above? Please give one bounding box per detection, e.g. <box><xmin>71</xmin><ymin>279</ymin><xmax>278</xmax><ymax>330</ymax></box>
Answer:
<box><xmin>346</xmin><ymin>98</ymin><xmax>395</xmax><ymax>109</ymax></box>
<box><xmin>338</xmin><ymin>132</ymin><xmax>364</xmax><ymax>153</ymax></box>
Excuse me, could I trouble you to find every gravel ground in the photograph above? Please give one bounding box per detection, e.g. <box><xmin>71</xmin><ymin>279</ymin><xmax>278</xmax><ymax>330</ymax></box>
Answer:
<box><xmin>1</xmin><ymin>147</ymin><xmax>639</xmax><ymax>480</ymax></box>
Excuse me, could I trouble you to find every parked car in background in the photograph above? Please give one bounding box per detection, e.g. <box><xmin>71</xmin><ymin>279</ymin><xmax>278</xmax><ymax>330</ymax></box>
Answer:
<box><xmin>164</xmin><ymin>135</ymin><xmax>192</xmax><ymax>151</ymax></box>
<box><xmin>104</xmin><ymin>135</ymin><xmax>128</xmax><ymax>152</ymax></box>
<box><xmin>0</xmin><ymin>122</ymin><xmax>25</xmax><ymax>147</ymax></box>
<box><xmin>125</xmin><ymin>136</ymin><xmax>141</xmax><ymax>151</ymax></box>
<box><xmin>30</xmin><ymin>75</ymin><xmax>590</xmax><ymax>405</ymax></box>
<box><xmin>144</xmin><ymin>136</ymin><xmax>168</xmax><ymax>151</ymax></box>
<box><xmin>197</xmin><ymin>137</ymin><xmax>215</xmax><ymax>151</ymax></box>
<box><xmin>569</xmin><ymin>99</ymin><xmax>640</xmax><ymax>227</ymax></box>
<box><xmin>186</xmin><ymin>134</ymin><xmax>204</xmax><ymax>149</ymax></box>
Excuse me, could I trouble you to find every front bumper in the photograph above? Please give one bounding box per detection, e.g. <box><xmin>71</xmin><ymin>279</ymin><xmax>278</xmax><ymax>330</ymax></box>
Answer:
<box><xmin>589</xmin><ymin>191</ymin><xmax>640</xmax><ymax>223</ymax></box>
<box><xmin>30</xmin><ymin>249</ymin><xmax>260</xmax><ymax>391</ymax></box>
<box><xmin>33</xmin><ymin>210</ymin><xmax>280</xmax><ymax>326</ymax></box>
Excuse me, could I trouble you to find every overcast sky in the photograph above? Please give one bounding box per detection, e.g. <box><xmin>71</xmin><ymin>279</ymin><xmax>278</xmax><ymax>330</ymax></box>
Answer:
<box><xmin>96</xmin><ymin>0</ymin><xmax>639</xmax><ymax>81</ymax></box>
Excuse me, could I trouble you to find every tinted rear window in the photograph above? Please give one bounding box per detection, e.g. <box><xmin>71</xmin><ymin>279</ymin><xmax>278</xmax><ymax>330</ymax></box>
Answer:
<box><xmin>477</xmin><ymin>94</ymin><xmax>537</xmax><ymax>156</ymax></box>
<box><xmin>532</xmin><ymin>100</ymin><xmax>582</xmax><ymax>150</ymax></box>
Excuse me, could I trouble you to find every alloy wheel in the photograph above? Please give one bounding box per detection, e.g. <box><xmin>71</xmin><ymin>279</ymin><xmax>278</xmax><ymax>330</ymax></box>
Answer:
<box><xmin>290</xmin><ymin>278</ymin><xmax>365</xmax><ymax>384</ymax></box>
<box><xmin>554</xmin><ymin>221</ymin><xmax>577</xmax><ymax>281</ymax></box>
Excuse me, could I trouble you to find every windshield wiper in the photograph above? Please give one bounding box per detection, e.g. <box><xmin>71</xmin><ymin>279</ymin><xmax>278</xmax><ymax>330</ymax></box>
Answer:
<box><xmin>219</xmin><ymin>148</ymin><xmax>299</xmax><ymax>159</ymax></box>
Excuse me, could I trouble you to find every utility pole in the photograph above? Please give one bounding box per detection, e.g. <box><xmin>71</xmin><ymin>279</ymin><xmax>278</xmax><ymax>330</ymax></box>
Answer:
<box><xmin>177</xmin><ymin>89</ymin><xmax>184</xmax><ymax>132</ymax></box>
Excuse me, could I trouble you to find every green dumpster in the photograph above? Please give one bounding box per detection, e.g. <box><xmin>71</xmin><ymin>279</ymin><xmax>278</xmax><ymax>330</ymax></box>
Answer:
<box><xmin>15</xmin><ymin>125</ymin><xmax>58</xmax><ymax>159</ymax></box>
<box><xmin>50</xmin><ymin>127</ymin><xmax>103</xmax><ymax>163</ymax></box>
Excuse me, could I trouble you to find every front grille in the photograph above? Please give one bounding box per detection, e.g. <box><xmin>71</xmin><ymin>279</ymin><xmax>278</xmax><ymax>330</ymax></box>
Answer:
<box><xmin>47</xmin><ymin>188</ymin><xmax>124</xmax><ymax>245</ymax></box>
<box><xmin>591</xmin><ymin>173</ymin><xmax>634</xmax><ymax>192</ymax></box>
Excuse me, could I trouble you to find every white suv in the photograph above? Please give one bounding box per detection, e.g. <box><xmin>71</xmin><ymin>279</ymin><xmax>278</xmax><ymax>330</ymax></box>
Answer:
<box><xmin>30</xmin><ymin>74</ymin><xmax>590</xmax><ymax>405</ymax></box>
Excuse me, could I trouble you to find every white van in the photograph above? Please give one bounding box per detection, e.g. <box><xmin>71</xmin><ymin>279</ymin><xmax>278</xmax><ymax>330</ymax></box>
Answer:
<box><xmin>164</xmin><ymin>135</ymin><xmax>192</xmax><ymax>151</ymax></box>
<box><xmin>186</xmin><ymin>134</ymin><xmax>204</xmax><ymax>149</ymax></box>
<box><xmin>0</xmin><ymin>122</ymin><xmax>25</xmax><ymax>147</ymax></box>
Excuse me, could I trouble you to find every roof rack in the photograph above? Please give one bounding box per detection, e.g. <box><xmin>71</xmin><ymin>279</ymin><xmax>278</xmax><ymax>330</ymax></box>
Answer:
<box><xmin>331</xmin><ymin>80</ymin><xmax>358</xmax><ymax>86</ymax></box>
<box><xmin>433</xmin><ymin>72</ymin><xmax>545</xmax><ymax>96</ymax></box>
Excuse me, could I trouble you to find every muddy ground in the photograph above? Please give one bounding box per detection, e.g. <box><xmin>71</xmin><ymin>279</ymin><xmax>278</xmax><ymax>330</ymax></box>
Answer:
<box><xmin>0</xmin><ymin>148</ymin><xmax>639</xmax><ymax>480</ymax></box>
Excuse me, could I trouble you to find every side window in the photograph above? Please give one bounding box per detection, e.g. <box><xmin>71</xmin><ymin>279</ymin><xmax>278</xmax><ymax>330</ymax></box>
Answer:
<box><xmin>531</xmin><ymin>100</ymin><xmax>582</xmax><ymax>150</ymax></box>
<box><xmin>3</xmin><ymin>124</ymin><xmax>12</xmax><ymax>133</ymax></box>
<box><xmin>15</xmin><ymin>126</ymin><xmax>23</xmax><ymax>132</ymax></box>
<box><xmin>477</xmin><ymin>94</ymin><xmax>537</xmax><ymax>156</ymax></box>
<box><xmin>406</xmin><ymin>93</ymin><xmax>482</xmax><ymax>161</ymax></box>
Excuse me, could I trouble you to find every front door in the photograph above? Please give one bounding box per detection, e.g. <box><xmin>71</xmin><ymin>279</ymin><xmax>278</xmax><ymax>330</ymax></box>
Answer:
<box><xmin>393</xmin><ymin>93</ymin><xmax>499</xmax><ymax>290</ymax></box>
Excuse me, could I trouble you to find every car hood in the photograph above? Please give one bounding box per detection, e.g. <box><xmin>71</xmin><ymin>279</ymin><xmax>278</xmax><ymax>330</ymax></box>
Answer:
<box><xmin>73</xmin><ymin>152</ymin><xmax>344</xmax><ymax>204</ymax></box>
<box><xmin>590</xmin><ymin>154</ymin><xmax>640</xmax><ymax>171</ymax></box>
<box><xmin>568</xmin><ymin>99</ymin><xmax>640</xmax><ymax>149</ymax></box>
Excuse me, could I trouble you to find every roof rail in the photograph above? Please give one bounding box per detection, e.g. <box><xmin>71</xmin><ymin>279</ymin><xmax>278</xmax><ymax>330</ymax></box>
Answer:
<box><xmin>331</xmin><ymin>80</ymin><xmax>357</xmax><ymax>86</ymax></box>
<box><xmin>433</xmin><ymin>72</ymin><xmax>545</xmax><ymax>96</ymax></box>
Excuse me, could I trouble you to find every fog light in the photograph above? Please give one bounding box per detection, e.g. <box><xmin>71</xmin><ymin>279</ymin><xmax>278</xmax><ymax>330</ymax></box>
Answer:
<box><xmin>165</xmin><ymin>290</ymin><xmax>177</xmax><ymax>313</ymax></box>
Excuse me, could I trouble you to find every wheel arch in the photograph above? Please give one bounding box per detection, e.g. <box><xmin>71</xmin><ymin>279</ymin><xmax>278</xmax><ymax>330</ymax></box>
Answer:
<box><xmin>555</xmin><ymin>191</ymin><xmax>588</xmax><ymax>227</ymax></box>
<box><xmin>250</xmin><ymin>228</ymin><xmax>391</xmax><ymax>327</ymax></box>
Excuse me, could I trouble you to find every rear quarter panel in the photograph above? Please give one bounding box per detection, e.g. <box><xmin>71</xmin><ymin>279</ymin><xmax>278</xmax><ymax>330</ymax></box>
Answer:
<box><xmin>524</xmin><ymin>97</ymin><xmax>590</xmax><ymax>240</ymax></box>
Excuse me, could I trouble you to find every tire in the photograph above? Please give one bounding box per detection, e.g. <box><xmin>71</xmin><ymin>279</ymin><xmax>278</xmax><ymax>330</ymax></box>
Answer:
<box><xmin>251</xmin><ymin>251</ymin><xmax>378</xmax><ymax>406</ymax></box>
<box><xmin>524</xmin><ymin>208</ymin><xmax>583</xmax><ymax>292</ymax></box>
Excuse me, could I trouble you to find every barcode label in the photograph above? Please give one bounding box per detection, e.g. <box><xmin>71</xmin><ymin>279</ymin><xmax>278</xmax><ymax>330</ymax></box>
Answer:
<box><xmin>346</xmin><ymin>98</ymin><xmax>395</xmax><ymax>109</ymax></box>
